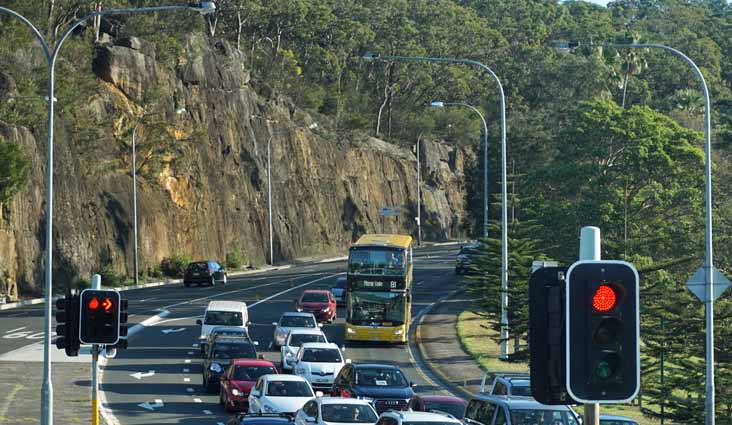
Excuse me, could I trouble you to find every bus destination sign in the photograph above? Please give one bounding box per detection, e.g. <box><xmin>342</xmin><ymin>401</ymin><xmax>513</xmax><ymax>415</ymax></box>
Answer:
<box><xmin>351</xmin><ymin>278</ymin><xmax>406</xmax><ymax>291</ymax></box>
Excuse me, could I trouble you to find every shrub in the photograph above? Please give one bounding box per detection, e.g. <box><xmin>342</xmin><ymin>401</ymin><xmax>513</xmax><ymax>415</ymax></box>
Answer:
<box><xmin>100</xmin><ymin>265</ymin><xmax>126</xmax><ymax>287</ymax></box>
<box><xmin>71</xmin><ymin>276</ymin><xmax>91</xmax><ymax>291</ymax></box>
<box><xmin>226</xmin><ymin>250</ymin><xmax>245</xmax><ymax>270</ymax></box>
<box><xmin>161</xmin><ymin>254</ymin><xmax>190</xmax><ymax>278</ymax></box>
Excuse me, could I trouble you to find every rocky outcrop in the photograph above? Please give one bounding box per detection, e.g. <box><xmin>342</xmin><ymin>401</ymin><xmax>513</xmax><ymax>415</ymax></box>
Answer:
<box><xmin>0</xmin><ymin>35</ymin><xmax>471</xmax><ymax>297</ymax></box>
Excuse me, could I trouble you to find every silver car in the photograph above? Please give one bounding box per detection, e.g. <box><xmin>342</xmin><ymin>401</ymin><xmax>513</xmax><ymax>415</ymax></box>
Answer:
<box><xmin>331</xmin><ymin>277</ymin><xmax>347</xmax><ymax>304</ymax></box>
<box><xmin>272</xmin><ymin>311</ymin><xmax>320</xmax><ymax>348</ymax></box>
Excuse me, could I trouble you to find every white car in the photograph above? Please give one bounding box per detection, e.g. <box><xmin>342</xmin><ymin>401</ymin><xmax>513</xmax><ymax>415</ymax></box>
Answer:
<box><xmin>272</xmin><ymin>312</ymin><xmax>320</xmax><ymax>348</ymax></box>
<box><xmin>377</xmin><ymin>410</ymin><xmax>463</xmax><ymax>425</ymax></box>
<box><xmin>281</xmin><ymin>328</ymin><xmax>328</xmax><ymax>371</ymax></box>
<box><xmin>249</xmin><ymin>374</ymin><xmax>317</xmax><ymax>414</ymax></box>
<box><xmin>296</xmin><ymin>397</ymin><xmax>378</xmax><ymax>425</ymax></box>
<box><xmin>294</xmin><ymin>343</ymin><xmax>348</xmax><ymax>391</ymax></box>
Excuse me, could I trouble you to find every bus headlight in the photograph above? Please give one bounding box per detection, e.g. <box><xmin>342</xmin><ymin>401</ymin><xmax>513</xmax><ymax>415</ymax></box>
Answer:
<box><xmin>394</xmin><ymin>329</ymin><xmax>404</xmax><ymax>335</ymax></box>
<box><xmin>347</xmin><ymin>328</ymin><xmax>356</xmax><ymax>334</ymax></box>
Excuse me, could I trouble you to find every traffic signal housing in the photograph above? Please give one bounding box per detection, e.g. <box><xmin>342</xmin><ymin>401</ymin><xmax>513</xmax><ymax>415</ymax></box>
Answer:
<box><xmin>55</xmin><ymin>293</ymin><xmax>80</xmax><ymax>356</ymax></box>
<box><xmin>566</xmin><ymin>260</ymin><xmax>639</xmax><ymax>403</ymax></box>
<box><xmin>529</xmin><ymin>266</ymin><xmax>577</xmax><ymax>405</ymax></box>
<box><xmin>79</xmin><ymin>289</ymin><xmax>121</xmax><ymax>345</ymax></box>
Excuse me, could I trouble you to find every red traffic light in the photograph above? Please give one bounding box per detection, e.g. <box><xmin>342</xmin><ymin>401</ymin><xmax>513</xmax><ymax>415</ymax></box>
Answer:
<box><xmin>592</xmin><ymin>284</ymin><xmax>617</xmax><ymax>312</ymax></box>
<box><xmin>88</xmin><ymin>297</ymin><xmax>100</xmax><ymax>310</ymax></box>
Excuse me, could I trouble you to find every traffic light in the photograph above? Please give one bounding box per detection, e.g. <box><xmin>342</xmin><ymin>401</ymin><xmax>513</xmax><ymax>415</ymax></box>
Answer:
<box><xmin>110</xmin><ymin>298</ymin><xmax>129</xmax><ymax>349</ymax></box>
<box><xmin>566</xmin><ymin>260</ymin><xmax>639</xmax><ymax>403</ymax></box>
<box><xmin>55</xmin><ymin>293</ymin><xmax>80</xmax><ymax>356</ymax></box>
<box><xmin>79</xmin><ymin>289</ymin><xmax>121</xmax><ymax>345</ymax></box>
<box><xmin>529</xmin><ymin>266</ymin><xmax>577</xmax><ymax>405</ymax></box>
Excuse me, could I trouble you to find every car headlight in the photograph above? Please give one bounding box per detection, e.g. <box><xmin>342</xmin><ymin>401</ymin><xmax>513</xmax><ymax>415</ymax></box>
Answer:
<box><xmin>232</xmin><ymin>388</ymin><xmax>243</xmax><ymax>396</ymax></box>
<box><xmin>322</xmin><ymin>308</ymin><xmax>330</xmax><ymax>312</ymax></box>
<box><xmin>263</xmin><ymin>404</ymin><xmax>276</xmax><ymax>413</ymax></box>
<box><xmin>286</xmin><ymin>351</ymin><xmax>293</xmax><ymax>357</ymax></box>
<box><xmin>347</xmin><ymin>327</ymin><xmax>356</xmax><ymax>334</ymax></box>
<box><xmin>394</xmin><ymin>329</ymin><xmax>404</xmax><ymax>335</ymax></box>
<box><xmin>210</xmin><ymin>362</ymin><xmax>222</xmax><ymax>373</ymax></box>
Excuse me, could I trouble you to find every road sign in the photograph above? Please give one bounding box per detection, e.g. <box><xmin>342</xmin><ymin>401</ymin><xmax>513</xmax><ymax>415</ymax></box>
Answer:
<box><xmin>686</xmin><ymin>266</ymin><xmax>731</xmax><ymax>302</ymax></box>
<box><xmin>379</xmin><ymin>207</ymin><xmax>400</xmax><ymax>217</ymax></box>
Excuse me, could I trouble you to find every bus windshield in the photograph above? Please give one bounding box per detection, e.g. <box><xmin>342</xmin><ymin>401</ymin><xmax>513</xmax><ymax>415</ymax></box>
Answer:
<box><xmin>348</xmin><ymin>247</ymin><xmax>406</xmax><ymax>277</ymax></box>
<box><xmin>348</xmin><ymin>291</ymin><xmax>405</xmax><ymax>325</ymax></box>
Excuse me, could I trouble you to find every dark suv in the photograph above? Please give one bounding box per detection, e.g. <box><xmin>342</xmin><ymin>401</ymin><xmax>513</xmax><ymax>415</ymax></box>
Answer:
<box><xmin>184</xmin><ymin>260</ymin><xmax>227</xmax><ymax>287</ymax></box>
<box><xmin>455</xmin><ymin>242</ymin><xmax>482</xmax><ymax>275</ymax></box>
<box><xmin>331</xmin><ymin>363</ymin><xmax>415</xmax><ymax>413</ymax></box>
<box><xmin>202</xmin><ymin>336</ymin><xmax>259</xmax><ymax>393</ymax></box>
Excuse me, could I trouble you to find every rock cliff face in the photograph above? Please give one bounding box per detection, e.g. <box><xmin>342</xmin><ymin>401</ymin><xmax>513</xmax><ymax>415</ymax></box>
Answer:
<box><xmin>0</xmin><ymin>35</ymin><xmax>471</xmax><ymax>297</ymax></box>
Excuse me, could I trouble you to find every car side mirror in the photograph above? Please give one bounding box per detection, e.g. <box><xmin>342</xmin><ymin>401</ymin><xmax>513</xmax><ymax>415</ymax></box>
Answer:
<box><xmin>196</xmin><ymin>319</ymin><xmax>202</xmax><ymax>326</ymax></box>
<box><xmin>250</xmin><ymin>389</ymin><xmax>260</xmax><ymax>397</ymax></box>
<box><xmin>272</xmin><ymin>322</ymin><xmax>278</xmax><ymax>327</ymax></box>
<box><xmin>410</xmin><ymin>381</ymin><xmax>417</xmax><ymax>388</ymax></box>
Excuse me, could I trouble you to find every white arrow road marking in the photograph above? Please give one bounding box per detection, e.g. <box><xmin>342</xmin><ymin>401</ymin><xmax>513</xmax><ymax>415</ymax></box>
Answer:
<box><xmin>184</xmin><ymin>378</ymin><xmax>190</xmax><ymax>382</ymax></box>
<box><xmin>183</xmin><ymin>368</ymin><xmax>190</xmax><ymax>373</ymax></box>
<box><xmin>194</xmin><ymin>398</ymin><xmax>202</xmax><ymax>403</ymax></box>
<box><xmin>130</xmin><ymin>370</ymin><xmax>155</xmax><ymax>380</ymax></box>
<box><xmin>138</xmin><ymin>399</ymin><xmax>163</xmax><ymax>411</ymax></box>
<box><xmin>187</xmin><ymin>388</ymin><xmax>194</xmax><ymax>393</ymax></box>
<box><xmin>5</xmin><ymin>327</ymin><xmax>26</xmax><ymax>333</ymax></box>
<box><xmin>161</xmin><ymin>328</ymin><xmax>185</xmax><ymax>334</ymax></box>
<box><xmin>203</xmin><ymin>410</ymin><xmax>212</xmax><ymax>415</ymax></box>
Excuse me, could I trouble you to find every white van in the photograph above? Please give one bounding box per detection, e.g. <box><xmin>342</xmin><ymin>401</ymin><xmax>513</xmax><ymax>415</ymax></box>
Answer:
<box><xmin>196</xmin><ymin>300</ymin><xmax>249</xmax><ymax>353</ymax></box>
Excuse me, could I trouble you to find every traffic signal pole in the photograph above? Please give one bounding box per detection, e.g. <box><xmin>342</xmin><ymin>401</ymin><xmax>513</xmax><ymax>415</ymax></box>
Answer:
<box><xmin>91</xmin><ymin>274</ymin><xmax>101</xmax><ymax>425</ymax></box>
<box><xmin>579</xmin><ymin>226</ymin><xmax>601</xmax><ymax>425</ymax></box>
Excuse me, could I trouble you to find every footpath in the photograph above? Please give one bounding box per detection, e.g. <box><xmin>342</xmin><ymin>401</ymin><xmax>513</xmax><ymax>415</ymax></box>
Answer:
<box><xmin>414</xmin><ymin>290</ymin><xmax>485</xmax><ymax>399</ymax></box>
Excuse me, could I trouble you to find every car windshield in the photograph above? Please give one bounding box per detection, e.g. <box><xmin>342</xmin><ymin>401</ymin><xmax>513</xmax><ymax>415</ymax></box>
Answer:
<box><xmin>205</xmin><ymin>311</ymin><xmax>243</xmax><ymax>326</ymax></box>
<box><xmin>290</xmin><ymin>334</ymin><xmax>326</xmax><ymax>347</ymax></box>
<box><xmin>188</xmin><ymin>262</ymin><xmax>208</xmax><ymax>272</ymax></box>
<box><xmin>348</xmin><ymin>247</ymin><xmax>406</xmax><ymax>277</ymax></box>
<box><xmin>212</xmin><ymin>342</ymin><xmax>256</xmax><ymax>359</ymax></box>
<box><xmin>321</xmin><ymin>404</ymin><xmax>377</xmax><ymax>423</ymax></box>
<box><xmin>510</xmin><ymin>410</ymin><xmax>578</xmax><ymax>425</ymax></box>
<box><xmin>233</xmin><ymin>365</ymin><xmax>277</xmax><ymax>381</ymax></box>
<box><xmin>281</xmin><ymin>316</ymin><xmax>317</xmax><ymax>328</ymax></box>
<box><xmin>355</xmin><ymin>368</ymin><xmax>408</xmax><ymax>387</ymax></box>
<box><xmin>301</xmin><ymin>348</ymin><xmax>341</xmax><ymax>363</ymax></box>
<box><xmin>424</xmin><ymin>401</ymin><xmax>467</xmax><ymax>419</ymax></box>
<box><xmin>266</xmin><ymin>380</ymin><xmax>313</xmax><ymax>397</ymax></box>
<box><xmin>348</xmin><ymin>291</ymin><xmax>405</xmax><ymax>325</ymax></box>
<box><xmin>302</xmin><ymin>293</ymin><xmax>328</xmax><ymax>303</ymax></box>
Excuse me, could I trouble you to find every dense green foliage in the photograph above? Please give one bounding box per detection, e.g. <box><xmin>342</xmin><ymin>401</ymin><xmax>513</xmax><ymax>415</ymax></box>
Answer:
<box><xmin>2</xmin><ymin>0</ymin><xmax>732</xmax><ymax>421</ymax></box>
<box><xmin>0</xmin><ymin>140</ymin><xmax>29</xmax><ymax>204</ymax></box>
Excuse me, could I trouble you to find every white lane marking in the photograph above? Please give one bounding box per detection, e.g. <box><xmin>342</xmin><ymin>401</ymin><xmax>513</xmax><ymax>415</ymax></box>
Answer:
<box><xmin>184</xmin><ymin>378</ymin><xmax>190</xmax><ymax>382</ymax></box>
<box><xmin>192</xmin><ymin>343</ymin><xmax>199</xmax><ymax>347</ymax></box>
<box><xmin>187</xmin><ymin>388</ymin><xmax>194</xmax><ymax>393</ymax></box>
<box><xmin>5</xmin><ymin>327</ymin><xmax>26</xmax><ymax>333</ymax></box>
<box><xmin>218</xmin><ymin>422</ymin><xmax>225</xmax><ymax>425</ymax></box>
<box><xmin>138</xmin><ymin>399</ymin><xmax>164</xmax><ymax>411</ymax></box>
<box><xmin>194</xmin><ymin>398</ymin><xmax>202</xmax><ymax>403</ymax></box>
<box><xmin>161</xmin><ymin>328</ymin><xmax>185</xmax><ymax>334</ymax></box>
<box><xmin>203</xmin><ymin>410</ymin><xmax>212</xmax><ymax>415</ymax></box>
<box><xmin>160</xmin><ymin>273</ymin><xmax>327</xmax><ymax>310</ymax></box>
<box><xmin>415</xmin><ymin>281</ymin><xmax>424</xmax><ymax>286</ymax></box>
<box><xmin>130</xmin><ymin>371</ymin><xmax>155</xmax><ymax>380</ymax></box>
<box><xmin>249</xmin><ymin>273</ymin><xmax>342</xmax><ymax>309</ymax></box>
<box><xmin>187</xmin><ymin>351</ymin><xmax>194</xmax><ymax>355</ymax></box>
<box><xmin>185</xmin><ymin>359</ymin><xmax>191</xmax><ymax>363</ymax></box>
<box><xmin>5</xmin><ymin>312</ymin><xmax>27</xmax><ymax>317</ymax></box>
<box><xmin>183</xmin><ymin>368</ymin><xmax>190</xmax><ymax>373</ymax></box>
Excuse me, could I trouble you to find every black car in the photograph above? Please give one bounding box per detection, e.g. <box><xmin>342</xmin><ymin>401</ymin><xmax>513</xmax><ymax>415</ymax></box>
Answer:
<box><xmin>331</xmin><ymin>363</ymin><xmax>416</xmax><ymax>413</ymax></box>
<box><xmin>226</xmin><ymin>413</ymin><xmax>295</xmax><ymax>425</ymax></box>
<box><xmin>201</xmin><ymin>326</ymin><xmax>252</xmax><ymax>357</ymax></box>
<box><xmin>184</xmin><ymin>260</ymin><xmax>227</xmax><ymax>287</ymax></box>
<box><xmin>455</xmin><ymin>242</ymin><xmax>483</xmax><ymax>275</ymax></box>
<box><xmin>203</xmin><ymin>336</ymin><xmax>259</xmax><ymax>393</ymax></box>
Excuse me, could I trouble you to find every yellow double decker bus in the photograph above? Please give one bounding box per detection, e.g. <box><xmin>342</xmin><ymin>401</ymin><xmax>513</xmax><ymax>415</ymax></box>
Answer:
<box><xmin>344</xmin><ymin>234</ymin><xmax>413</xmax><ymax>343</ymax></box>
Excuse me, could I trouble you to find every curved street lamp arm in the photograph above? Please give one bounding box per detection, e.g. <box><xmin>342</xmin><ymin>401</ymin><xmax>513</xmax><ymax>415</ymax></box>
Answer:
<box><xmin>0</xmin><ymin>7</ymin><xmax>51</xmax><ymax>59</ymax></box>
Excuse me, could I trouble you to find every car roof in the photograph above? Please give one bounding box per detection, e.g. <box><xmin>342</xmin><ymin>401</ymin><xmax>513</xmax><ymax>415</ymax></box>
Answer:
<box><xmin>263</xmin><ymin>374</ymin><xmax>308</xmax><ymax>382</ymax></box>
<box><xmin>288</xmin><ymin>328</ymin><xmax>324</xmax><ymax>336</ymax></box>
<box><xmin>232</xmin><ymin>358</ymin><xmax>277</xmax><ymax>367</ymax></box>
<box><xmin>599</xmin><ymin>414</ymin><xmax>638</xmax><ymax>422</ymax></box>
<box><xmin>302</xmin><ymin>289</ymin><xmax>330</xmax><ymax>294</ymax></box>
<box><xmin>470</xmin><ymin>395</ymin><xmax>572</xmax><ymax>411</ymax></box>
<box><xmin>281</xmin><ymin>311</ymin><xmax>316</xmax><ymax>318</ymax></box>
<box><xmin>206</xmin><ymin>300</ymin><xmax>247</xmax><ymax>312</ymax></box>
<box><xmin>300</xmin><ymin>342</ymin><xmax>339</xmax><ymax>350</ymax></box>
<box><xmin>353</xmin><ymin>363</ymin><xmax>399</xmax><ymax>370</ymax></box>
<box><xmin>317</xmin><ymin>397</ymin><xmax>374</xmax><ymax>406</ymax></box>
<box><xmin>418</xmin><ymin>395</ymin><xmax>466</xmax><ymax>404</ymax></box>
<box><xmin>386</xmin><ymin>411</ymin><xmax>461</xmax><ymax>423</ymax></box>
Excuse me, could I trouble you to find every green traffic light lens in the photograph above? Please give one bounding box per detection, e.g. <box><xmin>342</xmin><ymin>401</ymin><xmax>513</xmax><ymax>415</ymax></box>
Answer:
<box><xmin>593</xmin><ymin>353</ymin><xmax>621</xmax><ymax>382</ymax></box>
<box><xmin>595</xmin><ymin>361</ymin><xmax>613</xmax><ymax>379</ymax></box>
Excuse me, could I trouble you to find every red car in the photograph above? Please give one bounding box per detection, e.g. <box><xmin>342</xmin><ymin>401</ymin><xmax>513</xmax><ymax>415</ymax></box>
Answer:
<box><xmin>219</xmin><ymin>359</ymin><xmax>278</xmax><ymax>412</ymax></box>
<box><xmin>407</xmin><ymin>395</ymin><xmax>468</xmax><ymax>419</ymax></box>
<box><xmin>295</xmin><ymin>289</ymin><xmax>337</xmax><ymax>322</ymax></box>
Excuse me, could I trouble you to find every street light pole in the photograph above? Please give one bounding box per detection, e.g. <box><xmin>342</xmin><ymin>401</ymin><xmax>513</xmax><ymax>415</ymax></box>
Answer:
<box><xmin>557</xmin><ymin>41</ymin><xmax>719</xmax><ymax>425</ymax></box>
<box><xmin>131</xmin><ymin>107</ymin><xmax>186</xmax><ymax>286</ymax></box>
<box><xmin>416</xmin><ymin>134</ymin><xmax>422</xmax><ymax>247</ymax></box>
<box><xmin>364</xmin><ymin>53</ymin><xmax>509</xmax><ymax>359</ymax></box>
<box><xmin>0</xmin><ymin>3</ymin><xmax>215</xmax><ymax>424</ymax></box>
<box><xmin>430</xmin><ymin>101</ymin><xmax>489</xmax><ymax>239</ymax></box>
<box><xmin>267</xmin><ymin>135</ymin><xmax>274</xmax><ymax>265</ymax></box>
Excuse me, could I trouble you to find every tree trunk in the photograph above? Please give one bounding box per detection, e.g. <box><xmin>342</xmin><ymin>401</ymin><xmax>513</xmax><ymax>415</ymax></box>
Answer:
<box><xmin>376</xmin><ymin>64</ymin><xmax>394</xmax><ymax>136</ymax></box>
<box><xmin>621</xmin><ymin>72</ymin><xmax>630</xmax><ymax>108</ymax></box>
<box><xmin>236</xmin><ymin>11</ymin><xmax>244</xmax><ymax>52</ymax></box>
<box><xmin>93</xmin><ymin>3</ymin><xmax>101</xmax><ymax>43</ymax></box>
<box><xmin>207</xmin><ymin>14</ymin><xmax>218</xmax><ymax>37</ymax></box>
